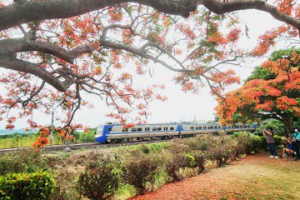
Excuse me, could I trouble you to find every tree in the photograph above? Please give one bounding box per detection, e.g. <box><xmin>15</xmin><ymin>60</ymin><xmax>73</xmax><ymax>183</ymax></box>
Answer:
<box><xmin>216</xmin><ymin>48</ymin><xmax>300</xmax><ymax>137</ymax></box>
<box><xmin>0</xmin><ymin>0</ymin><xmax>299</xmax><ymax>130</ymax></box>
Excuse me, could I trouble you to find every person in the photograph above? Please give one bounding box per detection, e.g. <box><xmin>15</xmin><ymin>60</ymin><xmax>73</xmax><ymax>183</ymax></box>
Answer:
<box><xmin>291</xmin><ymin>129</ymin><xmax>300</xmax><ymax>160</ymax></box>
<box><xmin>263</xmin><ymin>128</ymin><xmax>278</xmax><ymax>159</ymax></box>
<box><xmin>282</xmin><ymin>138</ymin><xmax>296</xmax><ymax>159</ymax></box>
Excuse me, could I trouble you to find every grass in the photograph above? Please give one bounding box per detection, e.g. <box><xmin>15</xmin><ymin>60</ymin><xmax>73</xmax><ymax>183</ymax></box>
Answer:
<box><xmin>0</xmin><ymin>135</ymin><xmax>38</xmax><ymax>148</ymax></box>
<box><xmin>0</xmin><ymin>130</ymin><xmax>96</xmax><ymax>149</ymax></box>
<box><xmin>228</xmin><ymin>158</ymin><xmax>300</xmax><ymax>199</ymax></box>
<box><xmin>0</xmin><ymin>135</ymin><xmax>63</xmax><ymax>149</ymax></box>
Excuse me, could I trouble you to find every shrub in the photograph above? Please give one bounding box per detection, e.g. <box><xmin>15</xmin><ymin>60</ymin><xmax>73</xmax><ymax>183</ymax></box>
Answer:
<box><xmin>208</xmin><ymin>144</ymin><xmax>233</xmax><ymax>167</ymax></box>
<box><xmin>179</xmin><ymin>134</ymin><xmax>214</xmax><ymax>151</ymax></box>
<box><xmin>0</xmin><ymin>171</ymin><xmax>55</xmax><ymax>200</ymax></box>
<box><xmin>0</xmin><ymin>150</ymin><xmax>45</xmax><ymax>175</ymax></box>
<box><xmin>233</xmin><ymin>132</ymin><xmax>253</xmax><ymax>155</ymax></box>
<box><xmin>140</xmin><ymin>143</ymin><xmax>167</xmax><ymax>154</ymax></box>
<box><xmin>207</xmin><ymin>136</ymin><xmax>235</xmax><ymax>167</ymax></box>
<box><xmin>50</xmin><ymin>169</ymin><xmax>79</xmax><ymax>200</ymax></box>
<box><xmin>232</xmin><ymin>131</ymin><xmax>266</xmax><ymax>154</ymax></box>
<box><xmin>165</xmin><ymin>154</ymin><xmax>189</xmax><ymax>182</ymax></box>
<box><xmin>122</xmin><ymin>156</ymin><xmax>158</xmax><ymax>195</ymax></box>
<box><xmin>165</xmin><ymin>142</ymin><xmax>190</xmax><ymax>154</ymax></box>
<box><xmin>189</xmin><ymin>152</ymin><xmax>206</xmax><ymax>174</ymax></box>
<box><xmin>140</xmin><ymin>144</ymin><xmax>151</xmax><ymax>154</ymax></box>
<box><xmin>79</xmin><ymin>131</ymin><xmax>95</xmax><ymax>143</ymax></box>
<box><xmin>274</xmin><ymin>135</ymin><xmax>284</xmax><ymax>146</ymax></box>
<box><xmin>77</xmin><ymin>158</ymin><xmax>119</xmax><ymax>200</ymax></box>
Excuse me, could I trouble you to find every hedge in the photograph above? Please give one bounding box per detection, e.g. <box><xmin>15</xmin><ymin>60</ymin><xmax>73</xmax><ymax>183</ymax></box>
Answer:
<box><xmin>0</xmin><ymin>171</ymin><xmax>55</xmax><ymax>200</ymax></box>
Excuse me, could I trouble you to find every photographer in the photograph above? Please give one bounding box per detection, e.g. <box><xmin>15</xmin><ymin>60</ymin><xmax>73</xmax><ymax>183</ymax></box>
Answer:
<box><xmin>263</xmin><ymin>128</ymin><xmax>278</xmax><ymax>159</ymax></box>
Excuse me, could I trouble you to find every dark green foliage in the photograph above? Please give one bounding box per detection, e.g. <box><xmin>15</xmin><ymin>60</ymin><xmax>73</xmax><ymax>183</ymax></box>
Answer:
<box><xmin>270</xmin><ymin>48</ymin><xmax>300</xmax><ymax>61</ymax></box>
<box><xmin>140</xmin><ymin>144</ymin><xmax>151</xmax><ymax>154</ymax></box>
<box><xmin>0</xmin><ymin>132</ymin><xmax>37</xmax><ymax>139</ymax></box>
<box><xmin>122</xmin><ymin>157</ymin><xmax>158</xmax><ymax>195</ymax></box>
<box><xmin>77</xmin><ymin>158</ymin><xmax>119</xmax><ymax>200</ymax></box>
<box><xmin>255</xmin><ymin>119</ymin><xmax>285</xmax><ymax>136</ymax></box>
<box><xmin>274</xmin><ymin>135</ymin><xmax>284</xmax><ymax>146</ymax></box>
<box><xmin>0</xmin><ymin>172</ymin><xmax>55</xmax><ymax>200</ymax></box>
<box><xmin>246</xmin><ymin>66</ymin><xmax>276</xmax><ymax>82</ymax></box>
<box><xmin>79</xmin><ymin>131</ymin><xmax>95</xmax><ymax>143</ymax></box>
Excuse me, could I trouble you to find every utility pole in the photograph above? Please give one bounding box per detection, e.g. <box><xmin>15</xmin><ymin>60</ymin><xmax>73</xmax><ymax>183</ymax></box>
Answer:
<box><xmin>50</xmin><ymin>111</ymin><xmax>54</xmax><ymax>145</ymax></box>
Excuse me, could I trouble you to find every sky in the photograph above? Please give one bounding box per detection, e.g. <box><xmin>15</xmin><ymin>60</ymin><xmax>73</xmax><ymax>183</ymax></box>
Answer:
<box><xmin>0</xmin><ymin>8</ymin><xmax>293</xmax><ymax>129</ymax></box>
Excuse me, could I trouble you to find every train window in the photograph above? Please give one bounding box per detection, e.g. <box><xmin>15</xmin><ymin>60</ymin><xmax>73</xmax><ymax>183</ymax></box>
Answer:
<box><xmin>137</xmin><ymin>128</ymin><xmax>142</xmax><ymax>131</ymax></box>
<box><xmin>170</xmin><ymin>127</ymin><xmax>174</xmax><ymax>131</ymax></box>
<box><xmin>145</xmin><ymin>127</ymin><xmax>150</xmax><ymax>131</ymax></box>
<box><xmin>164</xmin><ymin>127</ymin><xmax>168</xmax><ymax>131</ymax></box>
<box><xmin>218</xmin><ymin>126</ymin><xmax>221</xmax><ymax>129</ymax></box>
<box><xmin>152</xmin><ymin>127</ymin><xmax>157</xmax><ymax>131</ymax></box>
<box><xmin>214</xmin><ymin>126</ymin><xmax>218</xmax><ymax>129</ymax></box>
<box><xmin>132</xmin><ymin>128</ymin><xmax>136</xmax><ymax>132</ymax></box>
<box><xmin>199</xmin><ymin>126</ymin><xmax>202</xmax><ymax>130</ymax></box>
<box><xmin>191</xmin><ymin>126</ymin><xmax>194</xmax><ymax>130</ymax></box>
<box><xmin>157</xmin><ymin>127</ymin><xmax>162</xmax><ymax>131</ymax></box>
<box><xmin>108</xmin><ymin>128</ymin><xmax>112</xmax><ymax>131</ymax></box>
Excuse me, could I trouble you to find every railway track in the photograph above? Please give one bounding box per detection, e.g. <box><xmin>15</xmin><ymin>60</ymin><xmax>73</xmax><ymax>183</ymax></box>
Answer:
<box><xmin>0</xmin><ymin>139</ymin><xmax>167</xmax><ymax>154</ymax></box>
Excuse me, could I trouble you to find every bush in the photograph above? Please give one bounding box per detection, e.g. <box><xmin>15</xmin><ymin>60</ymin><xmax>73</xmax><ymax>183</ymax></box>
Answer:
<box><xmin>189</xmin><ymin>152</ymin><xmax>206</xmax><ymax>174</ymax></box>
<box><xmin>0</xmin><ymin>171</ymin><xmax>55</xmax><ymax>200</ymax></box>
<box><xmin>140</xmin><ymin>143</ymin><xmax>167</xmax><ymax>154</ymax></box>
<box><xmin>274</xmin><ymin>135</ymin><xmax>284</xmax><ymax>146</ymax></box>
<box><xmin>79</xmin><ymin>131</ymin><xmax>95</xmax><ymax>143</ymax></box>
<box><xmin>165</xmin><ymin>154</ymin><xmax>189</xmax><ymax>182</ymax></box>
<box><xmin>0</xmin><ymin>150</ymin><xmax>46</xmax><ymax>175</ymax></box>
<box><xmin>255</xmin><ymin>119</ymin><xmax>285</xmax><ymax>136</ymax></box>
<box><xmin>50</xmin><ymin>169</ymin><xmax>79</xmax><ymax>200</ymax></box>
<box><xmin>178</xmin><ymin>134</ymin><xmax>214</xmax><ymax>151</ymax></box>
<box><xmin>165</xmin><ymin>142</ymin><xmax>190</xmax><ymax>154</ymax></box>
<box><xmin>232</xmin><ymin>131</ymin><xmax>265</xmax><ymax>154</ymax></box>
<box><xmin>207</xmin><ymin>136</ymin><xmax>235</xmax><ymax>167</ymax></box>
<box><xmin>77</xmin><ymin>158</ymin><xmax>119</xmax><ymax>200</ymax></box>
<box><xmin>122</xmin><ymin>156</ymin><xmax>158</xmax><ymax>195</ymax></box>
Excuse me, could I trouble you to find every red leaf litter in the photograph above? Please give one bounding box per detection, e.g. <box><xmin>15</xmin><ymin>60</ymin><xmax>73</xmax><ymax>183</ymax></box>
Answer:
<box><xmin>130</xmin><ymin>154</ymin><xmax>300</xmax><ymax>200</ymax></box>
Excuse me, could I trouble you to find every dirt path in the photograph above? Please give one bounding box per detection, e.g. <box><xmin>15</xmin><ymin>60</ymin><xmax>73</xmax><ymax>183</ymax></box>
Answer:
<box><xmin>131</xmin><ymin>154</ymin><xmax>300</xmax><ymax>200</ymax></box>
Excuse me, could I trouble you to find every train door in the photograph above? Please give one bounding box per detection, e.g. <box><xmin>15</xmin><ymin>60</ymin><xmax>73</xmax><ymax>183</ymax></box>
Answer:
<box><xmin>177</xmin><ymin>125</ymin><xmax>181</xmax><ymax>138</ymax></box>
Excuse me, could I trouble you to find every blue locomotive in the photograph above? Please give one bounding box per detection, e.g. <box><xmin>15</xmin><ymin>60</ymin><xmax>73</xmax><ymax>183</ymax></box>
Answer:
<box><xmin>95</xmin><ymin>122</ymin><xmax>257</xmax><ymax>144</ymax></box>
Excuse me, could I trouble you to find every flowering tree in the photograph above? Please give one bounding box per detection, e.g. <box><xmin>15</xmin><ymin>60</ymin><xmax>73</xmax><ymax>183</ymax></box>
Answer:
<box><xmin>216</xmin><ymin>49</ymin><xmax>300</xmax><ymax>137</ymax></box>
<box><xmin>0</xmin><ymin>0</ymin><xmax>299</xmax><ymax>131</ymax></box>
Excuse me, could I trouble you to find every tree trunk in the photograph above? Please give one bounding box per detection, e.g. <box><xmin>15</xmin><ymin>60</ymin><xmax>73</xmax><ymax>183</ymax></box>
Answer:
<box><xmin>282</xmin><ymin>114</ymin><xmax>293</xmax><ymax>138</ymax></box>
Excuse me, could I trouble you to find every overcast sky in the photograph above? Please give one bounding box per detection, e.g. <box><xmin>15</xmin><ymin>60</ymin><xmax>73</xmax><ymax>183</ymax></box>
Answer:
<box><xmin>0</xmin><ymin>8</ymin><xmax>294</xmax><ymax>129</ymax></box>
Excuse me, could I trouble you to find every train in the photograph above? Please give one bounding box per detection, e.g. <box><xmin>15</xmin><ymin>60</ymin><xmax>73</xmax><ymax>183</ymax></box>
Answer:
<box><xmin>95</xmin><ymin>122</ymin><xmax>257</xmax><ymax>144</ymax></box>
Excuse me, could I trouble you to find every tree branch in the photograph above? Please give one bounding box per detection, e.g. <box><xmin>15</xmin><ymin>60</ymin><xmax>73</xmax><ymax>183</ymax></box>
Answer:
<box><xmin>0</xmin><ymin>38</ymin><xmax>93</xmax><ymax>64</ymax></box>
<box><xmin>0</xmin><ymin>0</ymin><xmax>299</xmax><ymax>31</ymax></box>
<box><xmin>0</xmin><ymin>56</ymin><xmax>69</xmax><ymax>92</ymax></box>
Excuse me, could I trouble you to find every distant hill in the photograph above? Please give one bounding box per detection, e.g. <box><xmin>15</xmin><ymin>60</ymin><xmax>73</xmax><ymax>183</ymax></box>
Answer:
<box><xmin>0</xmin><ymin>129</ymin><xmax>37</xmax><ymax>135</ymax></box>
